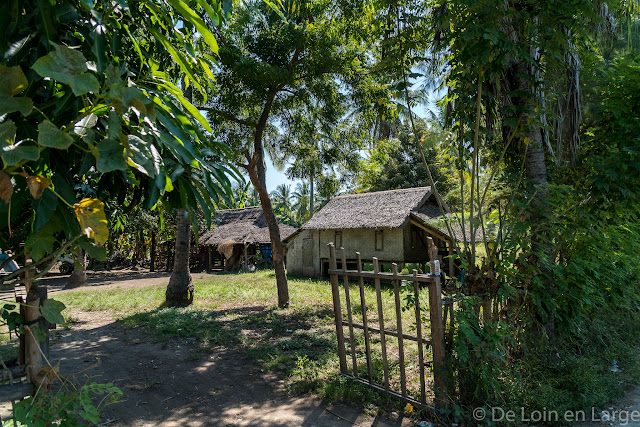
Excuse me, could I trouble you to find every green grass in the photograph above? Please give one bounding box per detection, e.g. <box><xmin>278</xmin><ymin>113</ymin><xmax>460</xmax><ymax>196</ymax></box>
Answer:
<box><xmin>55</xmin><ymin>271</ymin><xmax>432</xmax><ymax>415</ymax></box>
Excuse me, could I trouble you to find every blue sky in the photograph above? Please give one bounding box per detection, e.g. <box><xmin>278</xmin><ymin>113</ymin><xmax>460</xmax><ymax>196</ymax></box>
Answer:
<box><xmin>262</xmin><ymin>96</ymin><xmax>440</xmax><ymax>194</ymax></box>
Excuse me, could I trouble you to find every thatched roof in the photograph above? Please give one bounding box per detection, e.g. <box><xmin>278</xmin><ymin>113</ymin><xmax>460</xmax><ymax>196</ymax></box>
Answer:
<box><xmin>410</xmin><ymin>212</ymin><xmax>485</xmax><ymax>242</ymax></box>
<box><xmin>301</xmin><ymin>187</ymin><xmax>444</xmax><ymax>230</ymax></box>
<box><xmin>200</xmin><ymin>206</ymin><xmax>296</xmax><ymax>246</ymax></box>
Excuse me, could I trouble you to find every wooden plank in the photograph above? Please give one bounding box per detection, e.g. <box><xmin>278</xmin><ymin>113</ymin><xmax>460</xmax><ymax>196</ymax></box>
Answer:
<box><xmin>327</xmin><ymin>269</ymin><xmax>438</xmax><ymax>283</ymax></box>
<box><xmin>373</xmin><ymin>258</ymin><xmax>389</xmax><ymax>389</ymax></box>
<box><xmin>341</xmin><ymin>248</ymin><xmax>358</xmax><ymax>377</ymax></box>
<box><xmin>341</xmin><ymin>321</ymin><xmax>430</xmax><ymax>345</ymax></box>
<box><xmin>413</xmin><ymin>270</ymin><xmax>427</xmax><ymax>404</ymax></box>
<box><xmin>328</xmin><ymin>244</ymin><xmax>348</xmax><ymax>373</ymax></box>
<box><xmin>356</xmin><ymin>252</ymin><xmax>373</xmax><ymax>383</ymax></box>
<box><xmin>392</xmin><ymin>263</ymin><xmax>406</xmax><ymax>396</ymax></box>
<box><xmin>0</xmin><ymin>383</ymin><xmax>34</xmax><ymax>403</ymax></box>
<box><xmin>0</xmin><ymin>365</ymin><xmax>26</xmax><ymax>383</ymax></box>
<box><xmin>429</xmin><ymin>276</ymin><xmax>447</xmax><ymax>408</ymax></box>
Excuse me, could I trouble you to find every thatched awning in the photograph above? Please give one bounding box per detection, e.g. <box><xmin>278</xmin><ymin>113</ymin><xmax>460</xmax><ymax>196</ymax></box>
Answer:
<box><xmin>410</xmin><ymin>212</ymin><xmax>485</xmax><ymax>243</ymax></box>
<box><xmin>199</xmin><ymin>206</ymin><xmax>296</xmax><ymax>247</ymax></box>
<box><xmin>300</xmin><ymin>187</ymin><xmax>448</xmax><ymax>230</ymax></box>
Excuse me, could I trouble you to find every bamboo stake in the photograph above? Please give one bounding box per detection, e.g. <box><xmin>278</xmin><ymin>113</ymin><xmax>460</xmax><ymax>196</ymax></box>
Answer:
<box><xmin>341</xmin><ymin>248</ymin><xmax>358</xmax><ymax>376</ymax></box>
<box><xmin>328</xmin><ymin>244</ymin><xmax>347</xmax><ymax>373</ymax></box>
<box><xmin>392</xmin><ymin>263</ymin><xmax>406</xmax><ymax>396</ymax></box>
<box><xmin>373</xmin><ymin>258</ymin><xmax>389</xmax><ymax>389</ymax></box>
<box><xmin>413</xmin><ymin>270</ymin><xmax>427</xmax><ymax>404</ymax></box>
<box><xmin>356</xmin><ymin>252</ymin><xmax>373</xmax><ymax>383</ymax></box>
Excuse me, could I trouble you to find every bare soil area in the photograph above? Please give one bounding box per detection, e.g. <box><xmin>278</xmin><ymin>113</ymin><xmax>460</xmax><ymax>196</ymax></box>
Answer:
<box><xmin>7</xmin><ymin>269</ymin><xmax>416</xmax><ymax>426</ymax></box>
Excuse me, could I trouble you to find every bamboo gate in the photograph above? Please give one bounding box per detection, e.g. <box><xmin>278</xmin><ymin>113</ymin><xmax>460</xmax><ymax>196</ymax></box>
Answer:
<box><xmin>327</xmin><ymin>240</ymin><xmax>448</xmax><ymax>408</ymax></box>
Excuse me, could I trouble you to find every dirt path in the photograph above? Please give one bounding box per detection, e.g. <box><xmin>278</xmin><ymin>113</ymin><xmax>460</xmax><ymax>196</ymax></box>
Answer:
<box><xmin>3</xmin><ymin>269</ymin><xmax>415</xmax><ymax>426</ymax></box>
<box><xmin>573</xmin><ymin>386</ymin><xmax>640</xmax><ymax>427</ymax></box>
<box><xmin>49</xmin><ymin>310</ymin><xmax>412</xmax><ymax>426</ymax></box>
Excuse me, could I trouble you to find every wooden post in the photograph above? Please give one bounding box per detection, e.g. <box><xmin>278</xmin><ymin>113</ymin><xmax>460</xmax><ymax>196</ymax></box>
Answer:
<box><xmin>328</xmin><ymin>244</ymin><xmax>348</xmax><ymax>373</ymax></box>
<box><xmin>341</xmin><ymin>248</ymin><xmax>358</xmax><ymax>376</ymax></box>
<box><xmin>373</xmin><ymin>257</ymin><xmax>389</xmax><ymax>389</ymax></box>
<box><xmin>356</xmin><ymin>252</ymin><xmax>373</xmax><ymax>383</ymax></box>
<box><xmin>150</xmin><ymin>232</ymin><xmax>156</xmax><ymax>272</ymax></box>
<box><xmin>23</xmin><ymin>254</ymin><xmax>46</xmax><ymax>385</ymax></box>
<box><xmin>482</xmin><ymin>297</ymin><xmax>492</xmax><ymax>326</ymax></box>
<box><xmin>392</xmin><ymin>263</ymin><xmax>406</xmax><ymax>396</ymax></box>
<box><xmin>448</xmin><ymin>241</ymin><xmax>455</xmax><ymax>278</ymax></box>
<box><xmin>207</xmin><ymin>247</ymin><xmax>212</xmax><ymax>271</ymax></box>
<box><xmin>413</xmin><ymin>270</ymin><xmax>427</xmax><ymax>404</ymax></box>
<box><xmin>427</xmin><ymin>237</ymin><xmax>447</xmax><ymax>408</ymax></box>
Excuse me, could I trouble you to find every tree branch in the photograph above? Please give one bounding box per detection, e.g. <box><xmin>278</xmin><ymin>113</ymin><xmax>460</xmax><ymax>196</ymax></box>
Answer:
<box><xmin>203</xmin><ymin>107</ymin><xmax>257</xmax><ymax>128</ymax></box>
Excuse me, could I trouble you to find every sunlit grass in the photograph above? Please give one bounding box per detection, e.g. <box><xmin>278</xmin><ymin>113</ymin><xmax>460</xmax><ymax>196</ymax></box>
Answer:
<box><xmin>55</xmin><ymin>270</ymin><xmax>435</xmax><ymax>413</ymax></box>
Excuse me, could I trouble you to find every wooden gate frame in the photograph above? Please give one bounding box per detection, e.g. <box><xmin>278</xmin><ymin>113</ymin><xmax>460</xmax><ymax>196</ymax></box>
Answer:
<box><xmin>327</xmin><ymin>242</ymin><xmax>448</xmax><ymax>409</ymax></box>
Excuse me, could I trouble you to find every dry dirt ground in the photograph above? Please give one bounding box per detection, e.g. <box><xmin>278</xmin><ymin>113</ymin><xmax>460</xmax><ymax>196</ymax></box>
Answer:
<box><xmin>7</xmin><ymin>269</ymin><xmax>416</xmax><ymax>426</ymax></box>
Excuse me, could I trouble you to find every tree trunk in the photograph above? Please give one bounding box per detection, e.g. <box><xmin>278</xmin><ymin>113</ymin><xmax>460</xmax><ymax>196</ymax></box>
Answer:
<box><xmin>150</xmin><ymin>232</ymin><xmax>156</xmax><ymax>272</ymax></box>
<box><xmin>165</xmin><ymin>209</ymin><xmax>194</xmax><ymax>306</ymax></box>
<box><xmin>510</xmin><ymin>59</ymin><xmax>555</xmax><ymax>350</ymax></box>
<box><xmin>309</xmin><ymin>175</ymin><xmax>314</xmax><ymax>219</ymax></box>
<box><xmin>67</xmin><ymin>248</ymin><xmax>86</xmax><ymax>288</ymax></box>
<box><xmin>247</xmin><ymin>92</ymin><xmax>289</xmax><ymax>308</ymax></box>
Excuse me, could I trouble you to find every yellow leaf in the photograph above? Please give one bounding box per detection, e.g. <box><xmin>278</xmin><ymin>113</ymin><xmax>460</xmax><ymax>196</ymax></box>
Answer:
<box><xmin>404</xmin><ymin>403</ymin><xmax>413</xmax><ymax>414</ymax></box>
<box><xmin>26</xmin><ymin>175</ymin><xmax>51</xmax><ymax>200</ymax></box>
<box><xmin>523</xmin><ymin>137</ymin><xmax>530</xmax><ymax>145</ymax></box>
<box><xmin>74</xmin><ymin>198</ymin><xmax>109</xmax><ymax>247</ymax></box>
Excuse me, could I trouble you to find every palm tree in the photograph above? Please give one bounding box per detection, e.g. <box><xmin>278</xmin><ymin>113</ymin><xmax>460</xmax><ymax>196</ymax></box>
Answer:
<box><xmin>165</xmin><ymin>209</ymin><xmax>193</xmax><ymax>306</ymax></box>
<box><xmin>292</xmin><ymin>182</ymin><xmax>311</xmax><ymax>224</ymax></box>
<box><xmin>270</xmin><ymin>184</ymin><xmax>295</xmax><ymax>224</ymax></box>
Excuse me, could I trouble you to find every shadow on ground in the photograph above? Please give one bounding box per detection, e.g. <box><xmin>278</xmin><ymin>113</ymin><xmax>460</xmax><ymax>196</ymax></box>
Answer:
<box><xmin>50</xmin><ymin>310</ymin><xmax>411</xmax><ymax>426</ymax></box>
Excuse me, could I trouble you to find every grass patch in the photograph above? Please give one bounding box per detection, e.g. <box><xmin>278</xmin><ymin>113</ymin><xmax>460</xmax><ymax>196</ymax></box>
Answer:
<box><xmin>55</xmin><ymin>271</ymin><xmax>428</xmax><ymax>414</ymax></box>
<box><xmin>55</xmin><ymin>270</ymin><xmax>640</xmax><ymax>423</ymax></box>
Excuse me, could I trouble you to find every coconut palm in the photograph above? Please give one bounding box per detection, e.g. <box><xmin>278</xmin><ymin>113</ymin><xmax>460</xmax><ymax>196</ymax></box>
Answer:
<box><xmin>292</xmin><ymin>182</ymin><xmax>311</xmax><ymax>224</ymax></box>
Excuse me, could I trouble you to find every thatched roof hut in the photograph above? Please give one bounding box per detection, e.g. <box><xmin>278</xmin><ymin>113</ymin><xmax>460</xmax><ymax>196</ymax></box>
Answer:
<box><xmin>299</xmin><ymin>187</ymin><xmax>449</xmax><ymax>232</ymax></box>
<box><xmin>200</xmin><ymin>206</ymin><xmax>296</xmax><ymax>247</ymax></box>
<box><xmin>285</xmin><ymin>187</ymin><xmax>467</xmax><ymax>278</ymax></box>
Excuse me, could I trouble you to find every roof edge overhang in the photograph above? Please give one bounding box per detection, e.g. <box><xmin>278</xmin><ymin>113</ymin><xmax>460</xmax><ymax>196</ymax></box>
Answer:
<box><xmin>408</xmin><ymin>213</ymin><xmax>453</xmax><ymax>243</ymax></box>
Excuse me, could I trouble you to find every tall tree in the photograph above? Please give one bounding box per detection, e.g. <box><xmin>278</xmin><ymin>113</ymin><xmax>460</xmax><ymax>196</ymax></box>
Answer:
<box><xmin>206</xmin><ymin>0</ymin><xmax>378</xmax><ymax>308</ymax></box>
<box><xmin>279</xmin><ymin>104</ymin><xmax>367</xmax><ymax>218</ymax></box>
<box><xmin>165</xmin><ymin>209</ymin><xmax>193</xmax><ymax>305</ymax></box>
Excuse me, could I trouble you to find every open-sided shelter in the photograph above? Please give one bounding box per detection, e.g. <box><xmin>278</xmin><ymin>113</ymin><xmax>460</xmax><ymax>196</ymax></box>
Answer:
<box><xmin>199</xmin><ymin>206</ymin><xmax>296</xmax><ymax>271</ymax></box>
<box><xmin>284</xmin><ymin>187</ymin><xmax>459</xmax><ymax>278</ymax></box>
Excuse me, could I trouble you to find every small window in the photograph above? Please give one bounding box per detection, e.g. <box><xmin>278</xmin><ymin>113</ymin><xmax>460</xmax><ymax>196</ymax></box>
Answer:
<box><xmin>375</xmin><ymin>230</ymin><xmax>384</xmax><ymax>251</ymax></box>
<box><xmin>334</xmin><ymin>230</ymin><xmax>342</xmax><ymax>248</ymax></box>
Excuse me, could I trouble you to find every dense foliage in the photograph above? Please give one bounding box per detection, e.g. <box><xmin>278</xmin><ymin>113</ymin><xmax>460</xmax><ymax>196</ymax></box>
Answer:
<box><xmin>0</xmin><ymin>0</ymin><xmax>233</xmax><ymax>270</ymax></box>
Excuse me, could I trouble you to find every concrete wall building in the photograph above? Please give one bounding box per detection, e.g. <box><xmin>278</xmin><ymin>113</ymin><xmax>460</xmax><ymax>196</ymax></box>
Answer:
<box><xmin>284</xmin><ymin>187</ymin><xmax>458</xmax><ymax>278</ymax></box>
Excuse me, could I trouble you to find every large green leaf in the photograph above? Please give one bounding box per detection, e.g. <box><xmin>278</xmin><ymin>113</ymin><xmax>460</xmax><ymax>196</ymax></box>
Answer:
<box><xmin>25</xmin><ymin>226</ymin><xmax>57</xmax><ymax>261</ymax></box>
<box><xmin>1</xmin><ymin>145</ymin><xmax>41</xmax><ymax>166</ymax></box>
<box><xmin>0</xmin><ymin>66</ymin><xmax>32</xmax><ymax>115</ymax></box>
<box><xmin>70</xmin><ymin>73</ymin><xmax>100</xmax><ymax>96</ymax></box>
<box><xmin>38</xmin><ymin>120</ymin><xmax>74</xmax><ymax>149</ymax></box>
<box><xmin>0</xmin><ymin>120</ymin><xmax>17</xmax><ymax>145</ymax></box>
<box><xmin>40</xmin><ymin>299</ymin><xmax>66</xmax><ymax>325</ymax></box>
<box><xmin>0</xmin><ymin>65</ymin><xmax>28</xmax><ymax>97</ymax></box>
<box><xmin>166</xmin><ymin>0</ymin><xmax>219</xmax><ymax>54</ymax></box>
<box><xmin>96</xmin><ymin>138</ymin><xmax>127</xmax><ymax>172</ymax></box>
<box><xmin>79</xmin><ymin>238</ymin><xmax>107</xmax><ymax>260</ymax></box>
<box><xmin>0</xmin><ymin>97</ymin><xmax>33</xmax><ymax>116</ymax></box>
<box><xmin>31</xmin><ymin>43</ymin><xmax>99</xmax><ymax>95</ymax></box>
